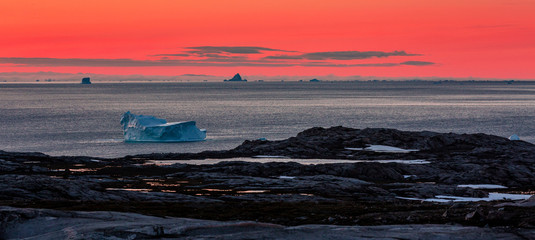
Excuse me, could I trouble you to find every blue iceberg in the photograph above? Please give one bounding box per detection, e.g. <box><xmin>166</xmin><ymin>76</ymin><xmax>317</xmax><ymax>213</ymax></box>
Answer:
<box><xmin>120</xmin><ymin>111</ymin><xmax>206</xmax><ymax>142</ymax></box>
<box><xmin>509</xmin><ymin>134</ymin><xmax>520</xmax><ymax>141</ymax></box>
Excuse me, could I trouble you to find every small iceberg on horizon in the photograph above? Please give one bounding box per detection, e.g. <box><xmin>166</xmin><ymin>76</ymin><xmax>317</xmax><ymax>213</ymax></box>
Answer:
<box><xmin>81</xmin><ymin>77</ymin><xmax>91</xmax><ymax>84</ymax></box>
<box><xmin>509</xmin><ymin>134</ymin><xmax>520</xmax><ymax>141</ymax></box>
<box><xmin>120</xmin><ymin>111</ymin><xmax>206</xmax><ymax>142</ymax></box>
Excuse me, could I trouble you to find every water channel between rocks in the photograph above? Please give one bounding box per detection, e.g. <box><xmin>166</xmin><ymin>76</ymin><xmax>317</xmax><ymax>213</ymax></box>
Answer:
<box><xmin>145</xmin><ymin>157</ymin><xmax>432</xmax><ymax>165</ymax></box>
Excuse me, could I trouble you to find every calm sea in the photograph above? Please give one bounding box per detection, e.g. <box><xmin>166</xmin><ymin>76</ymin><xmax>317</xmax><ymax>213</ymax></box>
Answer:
<box><xmin>1</xmin><ymin>81</ymin><xmax>534</xmax><ymax>157</ymax></box>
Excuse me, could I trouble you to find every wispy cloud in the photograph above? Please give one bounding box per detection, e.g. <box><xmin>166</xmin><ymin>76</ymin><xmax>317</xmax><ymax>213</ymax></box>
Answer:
<box><xmin>185</xmin><ymin>46</ymin><xmax>291</xmax><ymax>54</ymax></box>
<box><xmin>180</xmin><ymin>73</ymin><xmax>213</xmax><ymax>77</ymax></box>
<box><xmin>0</xmin><ymin>46</ymin><xmax>433</xmax><ymax>68</ymax></box>
<box><xmin>301</xmin><ymin>51</ymin><xmax>418</xmax><ymax>60</ymax></box>
<box><xmin>0</xmin><ymin>57</ymin><xmax>172</xmax><ymax>67</ymax></box>
<box><xmin>469</xmin><ymin>24</ymin><xmax>517</xmax><ymax>29</ymax></box>
<box><xmin>400</xmin><ymin>61</ymin><xmax>435</xmax><ymax>66</ymax></box>
<box><xmin>265</xmin><ymin>51</ymin><xmax>418</xmax><ymax>60</ymax></box>
<box><xmin>0</xmin><ymin>57</ymin><xmax>434</xmax><ymax>68</ymax></box>
<box><xmin>151</xmin><ymin>53</ymin><xmax>190</xmax><ymax>57</ymax></box>
<box><xmin>264</xmin><ymin>55</ymin><xmax>305</xmax><ymax>60</ymax></box>
<box><xmin>0</xmin><ymin>57</ymin><xmax>293</xmax><ymax>67</ymax></box>
<box><xmin>301</xmin><ymin>62</ymin><xmax>400</xmax><ymax>67</ymax></box>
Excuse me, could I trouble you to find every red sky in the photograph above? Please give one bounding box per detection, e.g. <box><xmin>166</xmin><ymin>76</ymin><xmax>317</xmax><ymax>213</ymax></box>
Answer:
<box><xmin>1</xmin><ymin>0</ymin><xmax>534</xmax><ymax>79</ymax></box>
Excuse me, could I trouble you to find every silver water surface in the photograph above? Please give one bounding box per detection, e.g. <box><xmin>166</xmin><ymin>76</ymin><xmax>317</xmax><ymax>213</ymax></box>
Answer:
<box><xmin>1</xmin><ymin>81</ymin><xmax>534</xmax><ymax>157</ymax></box>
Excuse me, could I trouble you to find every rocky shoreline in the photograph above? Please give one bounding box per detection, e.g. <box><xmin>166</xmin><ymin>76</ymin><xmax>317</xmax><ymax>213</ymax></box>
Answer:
<box><xmin>1</xmin><ymin>127</ymin><xmax>535</xmax><ymax>239</ymax></box>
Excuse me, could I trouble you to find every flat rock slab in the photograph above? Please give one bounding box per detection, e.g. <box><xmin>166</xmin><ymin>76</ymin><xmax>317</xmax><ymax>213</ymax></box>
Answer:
<box><xmin>1</xmin><ymin>207</ymin><xmax>533</xmax><ymax>240</ymax></box>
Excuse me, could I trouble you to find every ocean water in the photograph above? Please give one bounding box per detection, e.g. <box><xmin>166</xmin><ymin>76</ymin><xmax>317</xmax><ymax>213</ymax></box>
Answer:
<box><xmin>1</xmin><ymin>81</ymin><xmax>535</xmax><ymax>158</ymax></box>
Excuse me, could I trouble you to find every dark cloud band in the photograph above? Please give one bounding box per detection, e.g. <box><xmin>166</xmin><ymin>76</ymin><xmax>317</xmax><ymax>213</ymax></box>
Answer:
<box><xmin>185</xmin><ymin>46</ymin><xmax>291</xmax><ymax>54</ymax></box>
<box><xmin>264</xmin><ymin>50</ymin><xmax>420</xmax><ymax>60</ymax></box>
<box><xmin>400</xmin><ymin>61</ymin><xmax>435</xmax><ymax>66</ymax></box>
<box><xmin>301</xmin><ymin>50</ymin><xmax>418</xmax><ymax>60</ymax></box>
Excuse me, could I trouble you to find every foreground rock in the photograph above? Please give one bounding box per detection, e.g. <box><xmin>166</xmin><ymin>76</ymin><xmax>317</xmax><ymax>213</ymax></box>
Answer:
<box><xmin>129</xmin><ymin>127</ymin><xmax>535</xmax><ymax>188</ymax></box>
<box><xmin>1</xmin><ymin>207</ymin><xmax>533</xmax><ymax>240</ymax></box>
<box><xmin>131</xmin><ymin>126</ymin><xmax>535</xmax><ymax>160</ymax></box>
<box><xmin>1</xmin><ymin>127</ymin><xmax>535</xmax><ymax>234</ymax></box>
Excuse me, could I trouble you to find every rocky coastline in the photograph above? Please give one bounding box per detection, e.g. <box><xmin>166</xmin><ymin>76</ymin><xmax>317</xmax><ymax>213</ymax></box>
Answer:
<box><xmin>2</xmin><ymin>127</ymin><xmax>535</xmax><ymax>239</ymax></box>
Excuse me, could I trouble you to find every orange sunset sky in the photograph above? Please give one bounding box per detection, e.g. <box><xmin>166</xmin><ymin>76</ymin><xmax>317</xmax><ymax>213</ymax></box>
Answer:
<box><xmin>1</xmin><ymin>0</ymin><xmax>534</xmax><ymax>80</ymax></box>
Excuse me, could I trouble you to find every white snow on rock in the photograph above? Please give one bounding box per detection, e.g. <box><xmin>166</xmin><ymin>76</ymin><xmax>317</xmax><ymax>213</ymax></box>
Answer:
<box><xmin>457</xmin><ymin>184</ymin><xmax>508</xmax><ymax>189</ymax></box>
<box><xmin>278</xmin><ymin>176</ymin><xmax>296</xmax><ymax>179</ymax></box>
<box><xmin>374</xmin><ymin>159</ymin><xmax>430</xmax><ymax>164</ymax></box>
<box><xmin>509</xmin><ymin>134</ymin><xmax>520</xmax><ymax>141</ymax></box>
<box><xmin>345</xmin><ymin>145</ymin><xmax>419</xmax><ymax>153</ymax></box>
<box><xmin>253</xmin><ymin>155</ymin><xmax>288</xmax><ymax>158</ymax></box>
<box><xmin>120</xmin><ymin>111</ymin><xmax>206</xmax><ymax>142</ymax></box>
<box><xmin>397</xmin><ymin>193</ymin><xmax>532</xmax><ymax>203</ymax></box>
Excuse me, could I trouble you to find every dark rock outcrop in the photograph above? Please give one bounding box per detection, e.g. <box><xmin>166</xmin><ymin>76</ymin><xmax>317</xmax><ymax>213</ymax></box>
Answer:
<box><xmin>1</xmin><ymin>127</ymin><xmax>535</xmax><ymax>230</ymax></box>
<box><xmin>224</xmin><ymin>73</ymin><xmax>247</xmax><ymax>82</ymax></box>
<box><xmin>229</xmin><ymin>127</ymin><xmax>535</xmax><ymax>160</ymax></box>
<box><xmin>125</xmin><ymin>127</ymin><xmax>535</xmax><ymax>188</ymax></box>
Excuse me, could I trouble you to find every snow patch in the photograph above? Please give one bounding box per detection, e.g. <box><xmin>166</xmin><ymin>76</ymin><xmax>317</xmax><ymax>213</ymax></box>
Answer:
<box><xmin>375</xmin><ymin>160</ymin><xmax>430</xmax><ymax>164</ymax></box>
<box><xmin>346</xmin><ymin>145</ymin><xmax>419</xmax><ymax>153</ymax></box>
<box><xmin>279</xmin><ymin>176</ymin><xmax>296</xmax><ymax>179</ymax></box>
<box><xmin>457</xmin><ymin>184</ymin><xmax>508</xmax><ymax>189</ymax></box>
<box><xmin>397</xmin><ymin>192</ymin><xmax>532</xmax><ymax>202</ymax></box>
<box><xmin>253</xmin><ymin>155</ymin><xmax>288</xmax><ymax>158</ymax></box>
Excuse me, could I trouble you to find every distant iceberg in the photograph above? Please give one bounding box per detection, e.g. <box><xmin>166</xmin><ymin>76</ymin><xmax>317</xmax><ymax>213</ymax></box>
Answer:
<box><xmin>81</xmin><ymin>77</ymin><xmax>91</xmax><ymax>84</ymax></box>
<box><xmin>120</xmin><ymin>111</ymin><xmax>206</xmax><ymax>142</ymax></box>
